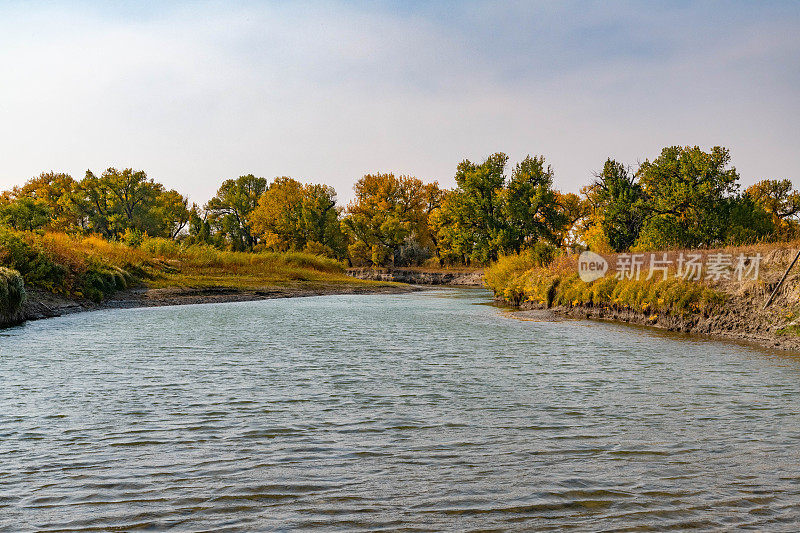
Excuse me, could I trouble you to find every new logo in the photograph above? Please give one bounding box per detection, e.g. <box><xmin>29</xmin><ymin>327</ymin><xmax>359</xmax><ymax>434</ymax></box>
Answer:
<box><xmin>578</xmin><ymin>251</ymin><xmax>608</xmax><ymax>282</ymax></box>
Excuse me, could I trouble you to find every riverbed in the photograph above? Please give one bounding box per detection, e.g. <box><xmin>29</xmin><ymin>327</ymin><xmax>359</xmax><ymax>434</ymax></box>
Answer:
<box><xmin>2</xmin><ymin>288</ymin><xmax>799</xmax><ymax>531</ymax></box>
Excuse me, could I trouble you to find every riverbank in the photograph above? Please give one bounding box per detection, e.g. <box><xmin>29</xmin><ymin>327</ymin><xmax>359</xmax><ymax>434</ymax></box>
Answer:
<box><xmin>0</xmin><ymin>229</ymin><xmax>417</xmax><ymax>326</ymax></box>
<box><xmin>20</xmin><ymin>282</ymin><xmax>416</xmax><ymax>323</ymax></box>
<box><xmin>486</xmin><ymin>244</ymin><xmax>800</xmax><ymax>352</ymax></box>
<box><xmin>348</xmin><ymin>267</ymin><xmax>484</xmax><ymax>286</ymax></box>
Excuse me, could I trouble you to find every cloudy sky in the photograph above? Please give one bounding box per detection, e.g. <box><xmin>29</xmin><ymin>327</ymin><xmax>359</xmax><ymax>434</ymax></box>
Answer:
<box><xmin>1</xmin><ymin>1</ymin><xmax>798</xmax><ymax>204</ymax></box>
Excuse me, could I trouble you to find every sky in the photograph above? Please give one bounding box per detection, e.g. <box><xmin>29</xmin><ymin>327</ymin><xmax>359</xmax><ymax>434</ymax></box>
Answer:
<box><xmin>1</xmin><ymin>1</ymin><xmax>798</xmax><ymax>205</ymax></box>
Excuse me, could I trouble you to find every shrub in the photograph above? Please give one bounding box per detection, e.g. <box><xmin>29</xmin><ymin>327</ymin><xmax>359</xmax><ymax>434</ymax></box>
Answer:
<box><xmin>484</xmin><ymin>244</ymin><xmax>559</xmax><ymax>300</ymax></box>
<box><xmin>0</xmin><ymin>267</ymin><xmax>26</xmax><ymax>322</ymax></box>
<box><xmin>348</xmin><ymin>241</ymin><xmax>371</xmax><ymax>267</ymax></box>
<box><xmin>303</xmin><ymin>241</ymin><xmax>336</xmax><ymax>258</ymax></box>
<box><xmin>140</xmin><ymin>237</ymin><xmax>181</xmax><ymax>257</ymax></box>
<box><xmin>0</xmin><ymin>227</ymin><xmax>65</xmax><ymax>290</ymax></box>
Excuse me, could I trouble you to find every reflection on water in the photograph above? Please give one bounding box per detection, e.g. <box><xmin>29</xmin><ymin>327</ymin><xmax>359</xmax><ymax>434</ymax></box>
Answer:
<box><xmin>1</xmin><ymin>289</ymin><xmax>800</xmax><ymax>531</ymax></box>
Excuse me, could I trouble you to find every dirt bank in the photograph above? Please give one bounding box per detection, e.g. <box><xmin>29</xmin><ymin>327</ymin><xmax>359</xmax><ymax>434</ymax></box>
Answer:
<box><xmin>348</xmin><ymin>267</ymin><xmax>484</xmax><ymax>287</ymax></box>
<box><xmin>511</xmin><ymin>298</ymin><xmax>800</xmax><ymax>352</ymax></box>
<box><xmin>18</xmin><ymin>283</ymin><xmax>419</xmax><ymax>324</ymax></box>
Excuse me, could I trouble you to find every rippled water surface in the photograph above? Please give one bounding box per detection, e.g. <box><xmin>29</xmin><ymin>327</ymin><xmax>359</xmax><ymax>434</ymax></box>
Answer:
<box><xmin>2</xmin><ymin>289</ymin><xmax>800</xmax><ymax>531</ymax></box>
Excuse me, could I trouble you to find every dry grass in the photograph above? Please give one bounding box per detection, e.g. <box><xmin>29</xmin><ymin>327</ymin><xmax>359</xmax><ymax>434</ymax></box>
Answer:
<box><xmin>485</xmin><ymin>248</ymin><xmax>730</xmax><ymax>316</ymax></box>
<box><xmin>0</xmin><ymin>230</ymin><xmax>378</xmax><ymax>300</ymax></box>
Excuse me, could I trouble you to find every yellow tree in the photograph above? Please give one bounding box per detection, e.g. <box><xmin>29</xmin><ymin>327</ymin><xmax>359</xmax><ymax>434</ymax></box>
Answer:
<box><xmin>342</xmin><ymin>173</ymin><xmax>427</xmax><ymax>266</ymax></box>
<box><xmin>746</xmin><ymin>179</ymin><xmax>800</xmax><ymax>238</ymax></box>
<box><xmin>251</xmin><ymin>177</ymin><xmax>344</xmax><ymax>257</ymax></box>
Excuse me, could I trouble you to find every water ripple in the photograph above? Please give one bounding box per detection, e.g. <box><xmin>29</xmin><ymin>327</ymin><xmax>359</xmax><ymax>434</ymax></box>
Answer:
<box><xmin>1</xmin><ymin>289</ymin><xmax>800</xmax><ymax>531</ymax></box>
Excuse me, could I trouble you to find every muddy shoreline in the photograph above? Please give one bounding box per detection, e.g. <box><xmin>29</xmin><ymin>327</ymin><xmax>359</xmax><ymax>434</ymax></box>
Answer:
<box><xmin>507</xmin><ymin>300</ymin><xmax>800</xmax><ymax>353</ymax></box>
<box><xmin>19</xmin><ymin>283</ymin><xmax>420</xmax><ymax>324</ymax></box>
<box><xmin>347</xmin><ymin>268</ymin><xmax>484</xmax><ymax>287</ymax></box>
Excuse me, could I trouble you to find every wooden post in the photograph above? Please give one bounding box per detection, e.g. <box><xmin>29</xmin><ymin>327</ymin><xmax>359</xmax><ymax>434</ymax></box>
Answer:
<box><xmin>764</xmin><ymin>249</ymin><xmax>800</xmax><ymax>310</ymax></box>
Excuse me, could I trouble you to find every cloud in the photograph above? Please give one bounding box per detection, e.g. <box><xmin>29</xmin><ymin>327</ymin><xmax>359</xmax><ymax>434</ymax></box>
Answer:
<box><xmin>0</xmin><ymin>1</ymin><xmax>798</xmax><ymax>205</ymax></box>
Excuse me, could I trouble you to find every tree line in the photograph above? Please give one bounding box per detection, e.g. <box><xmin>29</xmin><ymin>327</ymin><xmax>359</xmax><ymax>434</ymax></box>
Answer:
<box><xmin>1</xmin><ymin>145</ymin><xmax>798</xmax><ymax>266</ymax></box>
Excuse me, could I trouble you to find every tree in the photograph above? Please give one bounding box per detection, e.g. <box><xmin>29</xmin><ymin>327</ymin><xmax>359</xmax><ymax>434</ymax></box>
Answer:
<box><xmin>634</xmin><ymin>146</ymin><xmax>741</xmax><ymax>249</ymax></box>
<box><xmin>156</xmin><ymin>189</ymin><xmax>191</xmax><ymax>240</ymax></box>
<box><xmin>432</xmin><ymin>153</ymin><xmax>567</xmax><ymax>263</ymax></box>
<box><xmin>77</xmin><ymin>168</ymin><xmax>165</xmax><ymax>238</ymax></box>
<box><xmin>343</xmin><ymin>173</ymin><xmax>427</xmax><ymax>266</ymax></box>
<box><xmin>553</xmin><ymin>191</ymin><xmax>587</xmax><ymax>249</ymax></box>
<box><xmin>251</xmin><ymin>177</ymin><xmax>344</xmax><ymax>257</ymax></box>
<box><xmin>503</xmin><ymin>155</ymin><xmax>568</xmax><ymax>251</ymax></box>
<box><xmin>581</xmin><ymin>159</ymin><xmax>647</xmax><ymax>252</ymax></box>
<box><xmin>187</xmin><ymin>204</ymin><xmax>213</xmax><ymax>245</ymax></box>
<box><xmin>0</xmin><ymin>172</ymin><xmax>80</xmax><ymax>232</ymax></box>
<box><xmin>205</xmin><ymin>174</ymin><xmax>267</xmax><ymax>251</ymax></box>
<box><xmin>746</xmin><ymin>179</ymin><xmax>800</xmax><ymax>238</ymax></box>
<box><xmin>429</xmin><ymin>189</ymin><xmax>471</xmax><ymax>264</ymax></box>
<box><xmin>0</xmin><ymin>196</ymin><xmax>51</xmax><ymax>231</ymax></box>
<box><xmin>301</xmin><ymin>183</ymin><xmax>344</xmax><ymax>256</ymax></box>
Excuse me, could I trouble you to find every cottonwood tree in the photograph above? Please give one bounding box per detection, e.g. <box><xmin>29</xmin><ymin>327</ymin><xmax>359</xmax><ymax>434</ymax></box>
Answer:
<box><xmin>205</xmin><ymin>174</ymin><xmax>267</xmax><ymax>251</ymax></box>
<box><xmin>581</xmin><ymin>159</ymin><xmax>647</xmax><ymax>252</ymax></box>
<box><xmin>342</xmin><ymin>173</ymin><xmax>428</xmax><ymax>266</ymax></box>
<box><xmin>251</xmin><ymin>177</ymin><xmax>344</xmax><ymax>257</ymax></box>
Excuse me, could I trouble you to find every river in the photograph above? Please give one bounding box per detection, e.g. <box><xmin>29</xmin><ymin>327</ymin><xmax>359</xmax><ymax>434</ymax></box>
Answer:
<box><xmin>2</xmin><ymin>288</ymin><xmax>799</xmax><ymax>531</ymax></box>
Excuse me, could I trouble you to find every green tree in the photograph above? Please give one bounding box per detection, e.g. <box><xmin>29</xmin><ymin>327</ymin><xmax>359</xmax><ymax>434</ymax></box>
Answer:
<box><xmin>187</xmin><ymin>205</ymin><xmax>213</xmax><ymax>245</ymax></box>
<box><xmin>582</xmin><ymin>159</ymin><xmax>647</xmax><ymax>252</ymax></box>
<box><xmin>77</xmin><ymin>168</ymin><xmax>165</xmax><ymax>238</ymax></box>
<box><xmin>635</xmin><ymin>146</ymin><xmax>740</xmax><ymax>249</ymax></box>
<box><xmin>433</xmin><ymin>153</ymin><xmax>566</xmax><ymax>263</ymax></box>
<box><xmin>0</xmin><ymin>196</ymin><xmax>51</xmax><ymax>231</ymax></box>
<box><xmin>441</xmin><ymin>153</ymin><xmax>508</xmax><ymax>263</ymax></box>
<box><xmin>503</xmin><ymin>155</ymin><xmax>568</xmax><ymax>251</ymax></box>
<box><xmin>205</xmin><ymin>174</ymin><xmax>268</xmax><ymax>251</ymax></box>
<box><xmin>155</xmin><ymin>189</ymin><xmax>190</xmax><ymax>239</ymax></box>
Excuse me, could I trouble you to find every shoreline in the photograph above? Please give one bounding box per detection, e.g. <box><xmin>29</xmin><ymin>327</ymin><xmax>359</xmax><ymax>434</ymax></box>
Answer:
<box><xmin>506</xmin><ymin>300</ymin><xmax>800</xmax><ymax>353</ymax></box>
<box><xmin>19</xmin><ymin>282</ymin><xmax>421</xmax><ymax>324</ymax></box>
<box><xmin>347</xmin><ymin>267</ymin><xmax>484</xmax><ymax>287</ymax></box>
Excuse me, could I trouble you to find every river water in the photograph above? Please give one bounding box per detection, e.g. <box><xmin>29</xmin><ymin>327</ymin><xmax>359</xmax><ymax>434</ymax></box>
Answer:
<box><xmin>1</xmin><ymin>288</ymin><xmax>800</xmax><ymax>531</ymax></box>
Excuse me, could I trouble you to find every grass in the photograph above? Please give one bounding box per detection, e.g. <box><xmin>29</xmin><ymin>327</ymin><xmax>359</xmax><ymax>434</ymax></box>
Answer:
<box><xmin>0</xmin><ymin>266</ymin><xmax>26</xmax><ymax>321</ymax></box>
<box><xmin>776</xmin><ymin>325</ymin><xmax>800</xmax><ymax>337</ymax></box>
<box><xmin>0</xmin><ymin>229</ymin><xmax>378</xmax><ymax>303</ymax></box>
<box><xmin>485</xmin><ymin>249</ymin><xmax>728</xmax><ymax>317</ymax></box>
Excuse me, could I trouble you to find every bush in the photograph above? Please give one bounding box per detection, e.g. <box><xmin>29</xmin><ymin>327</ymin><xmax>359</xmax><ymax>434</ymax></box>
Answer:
<box><xmin>348</xmin><ymin>241</ymin><xmax>371</xmax><ymax>267</ymax></box>
<box><xmin>396</xmin><ymin>238</ymin><xmax>432</xmax><ymax>267</ymax></box>
<box><xmin>0</xmin><ymin>227</ymin><xmax>65</xmax><ymax>290</ymax></box>
<box><xmin>140</xmin><ymin>237</ymin><xmax>181</xmax><ymax>257</ymax></box>
<box><xmin>303</xmin><ymin>241</ymin><xmax>336</xmax><ymax>258</ymax></box>
<box><xmin>0</xmin><ymin>267</ymin><xmax>26</xmax><ymax>322</ymax></box>
<box><xmin>82</xmin><ymin>265</ymin><xmax>131</xmax><ymax>302</ymax></box>
<box><xmin>484</xmin><ymin>243</ymin><xmax>559</xmax><ymax>302</ymax></box>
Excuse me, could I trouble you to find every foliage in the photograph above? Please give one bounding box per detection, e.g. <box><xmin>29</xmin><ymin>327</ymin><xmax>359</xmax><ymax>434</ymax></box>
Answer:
<box><xmin>433</xmin><ymin>153</ymin><xmax>571</xmax><ymax>264</ymax></box>
<box><xmin>746</xmin><ymin>179</ymin><xmax>800</xmax><ymax>239</ymax></box>
<box><xmin>0</xmin><ymin>227</ymin><xmax>66</xmax><ymax>290</ymax></box>
<box><xmin>485</xmin><ymin>252</ymin><xmax>727</xmax><ymax>317</ymax></box>
<box><xmin>581</xmin><ymin>159</ymin><xmax>646</xmax><ymax>252</ymax></box>
<box><xmin>205</xmin><ymin>174</ymin><xmax>268</xmax><ymax>251</ymax></box>
<box><xmin>634</xmin><ymin>146</ymin><xmax>763</xmax><ymax>249</ymax></box>
<box><xmin>251</xmin><ymin>177</ymin><xmax>344</xmax><ymax>257</ymax></box>
<box><xmin>483</xmin><ymin>244</ymin><xmax>558</xmax><ymax>304</ymax></box>
<box><xmin>0</xmin><ymin>144</ymin><xmax>797</xmax><ymax>268</ymax></box>
<box><xmin>504</xmin><ymin>155</ymin><xmax>569</xmax><ymax>250</ymax></box>
<box><xmin>0</xmin><ymin>267</ymin><xmax>26</xmax><ymax>321</ymax></box>
<box><xmin>342</xmin><ymin>173</ymin><xmax>428</xmax><ymax>266</ymax></box>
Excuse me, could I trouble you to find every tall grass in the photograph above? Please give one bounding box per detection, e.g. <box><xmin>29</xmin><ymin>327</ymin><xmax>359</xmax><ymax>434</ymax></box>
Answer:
<box><xmin>0</xmin><ymin>267</ymin><xmax>26</xmax><ymax>322</ymax></box>
<box><xmin>0</xmin><ymin>229</ymin><xmax>355</xmax><ymax>303</ymax></box>
<box><xmin>485</xmin><ymin>249</ymin><xmax>727</xmax><ymax>316</ymax></box>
